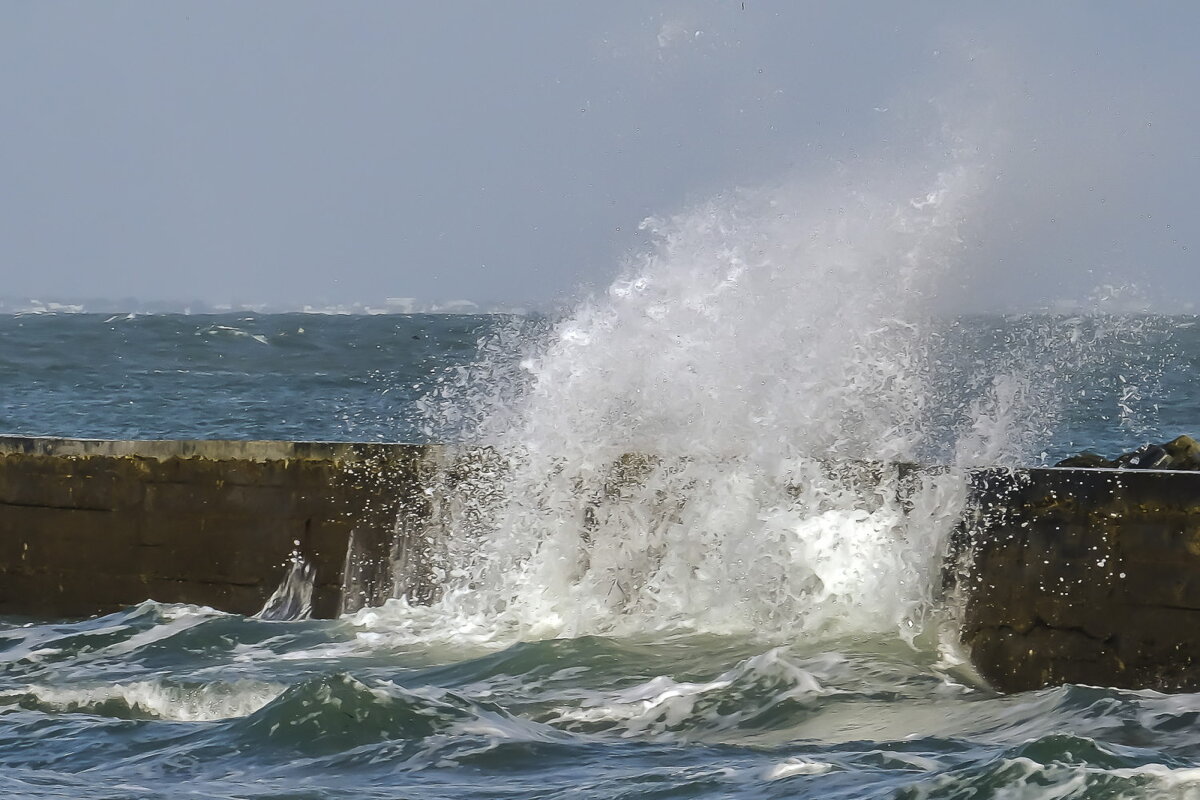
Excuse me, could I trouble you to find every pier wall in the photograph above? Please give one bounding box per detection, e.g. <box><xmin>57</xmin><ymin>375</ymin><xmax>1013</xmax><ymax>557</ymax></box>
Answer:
<box><xmin>0</xmin><ymin>437</ymin><xmax>436</xmax><ymax>619</ymax></box>
<box><xmin>956</xmin><ymin>467</ymin><xmax>1200</xmax><ymax>693</ymax></box>
<box><xmin>3</xmin><ymin>436</ymin><xmax>1200</xmax><ymax>693</ymax></box>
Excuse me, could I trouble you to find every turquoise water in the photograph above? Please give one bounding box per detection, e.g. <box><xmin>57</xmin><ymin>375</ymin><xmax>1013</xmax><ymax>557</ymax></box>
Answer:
<box><xmin>3</xmin><ymin>312</ymin><xmax>1200</xmax><ymax>798</ymax></box>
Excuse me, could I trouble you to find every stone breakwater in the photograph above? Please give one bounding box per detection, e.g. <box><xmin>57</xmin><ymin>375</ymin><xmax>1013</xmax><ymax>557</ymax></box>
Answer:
<box><xmin>3</xmin><ymin>435</ymin><xmax>1200</xmax><ymax>694</ymax></box>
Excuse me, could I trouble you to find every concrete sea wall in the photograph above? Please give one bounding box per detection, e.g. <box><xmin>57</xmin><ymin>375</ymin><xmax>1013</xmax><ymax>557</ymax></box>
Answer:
<box><xmin>955</xmin><ymin>466</ymin><xmax>1200</xmax><ymax>693</ymax></box>
<box><xmin>0</xmin><ymin>437</ymin><xmax>437</xmax><ymax>619</ymax></box>
<box><xmin>3</xmin><ymin>435</ymin><xmax>1200</xmax><ymax>693</ymax></box>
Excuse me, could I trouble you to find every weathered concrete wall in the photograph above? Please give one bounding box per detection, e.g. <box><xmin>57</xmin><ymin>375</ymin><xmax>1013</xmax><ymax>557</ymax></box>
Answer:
<box><xmin>0</xmin><ymin>436</ymin><xmax>438</xmax><ymax>619</ymax></box>
<box><xmin>956</xmin><ymin>467</ymin><xmax>1200</xmax><ymax>693</ymax></box>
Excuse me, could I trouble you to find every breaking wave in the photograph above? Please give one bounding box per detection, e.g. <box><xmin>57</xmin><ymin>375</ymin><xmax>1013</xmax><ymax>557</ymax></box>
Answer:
<box><xmin>400</xmin><ymin>136</ymin><xmax>1144</xmax><ymax>648</ymax></box>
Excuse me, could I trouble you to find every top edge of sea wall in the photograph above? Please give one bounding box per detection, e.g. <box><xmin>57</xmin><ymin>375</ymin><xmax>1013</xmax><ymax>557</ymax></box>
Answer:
<box><xmin>0</xmin><ymin>435</ymin><xmax>436</xmax><ymax>462</ymax></box>
<box><xmin>7</xmin><ymin>436</ymin><xmax>1197</xmax><ymax>475</ymax></box>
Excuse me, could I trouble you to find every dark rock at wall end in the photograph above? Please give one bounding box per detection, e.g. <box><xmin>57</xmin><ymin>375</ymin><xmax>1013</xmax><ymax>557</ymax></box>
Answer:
<box><xmin>1054</xmin><ymin>434</ymin><xmax>1200</xmax><ymax>470</ymax></box>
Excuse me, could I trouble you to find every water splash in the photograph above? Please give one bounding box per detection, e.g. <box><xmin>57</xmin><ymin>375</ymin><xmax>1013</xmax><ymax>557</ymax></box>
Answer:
<box><xmin>397</xmin><ymin>143</ymin><xmax>1153</xmax><ymax>646</ymax></box>
<box><xmin>256</xmin><ymin>553</ymin><xmax>315</xmax><ymax>622</ymax></box>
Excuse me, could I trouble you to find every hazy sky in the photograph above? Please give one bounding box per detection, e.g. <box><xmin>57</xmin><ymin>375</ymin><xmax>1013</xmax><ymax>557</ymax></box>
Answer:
<box><xmin>3</xmin><ymin>2</ymin><xmax>1198</xmax><ymax>310</ymax></box>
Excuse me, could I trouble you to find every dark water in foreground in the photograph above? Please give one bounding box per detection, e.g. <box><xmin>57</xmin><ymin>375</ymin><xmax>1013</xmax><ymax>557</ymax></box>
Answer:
<box><xmin>4</xmin><ymin>313</ymin><xmax>1200</xmax><ymax>798</ymax></box>
<box><xmin>7</xmin><ymin>603</ymin><xmax>1200</xmax><ymax>800</ymax></box>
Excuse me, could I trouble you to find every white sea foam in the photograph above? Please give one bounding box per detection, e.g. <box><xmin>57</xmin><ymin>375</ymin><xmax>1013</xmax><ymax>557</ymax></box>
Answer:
<box><xmin>763</xmin><ymin>759</ymin><xmax>835</xmax><ymax>780</ymax></box>
<box><xmin>4</xmin><ymin>678</ymin><xmax>284</xmax><ymax>721</ymax></box>
<box><xmin>904</xmin><ymin>757</ymin><xmax>1200</xmax><ymax>800</ymax></box>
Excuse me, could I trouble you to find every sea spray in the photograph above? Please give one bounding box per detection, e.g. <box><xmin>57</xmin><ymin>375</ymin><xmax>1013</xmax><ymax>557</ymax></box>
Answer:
<box><xmin>400</xmin><ymin>152</ymin><xmax>1158</xmax><ymax>646</ymax></box>
<box><xmin>255</xmin><ymin>552</ymin><xmax>315</xmax><ymax>622</ymax></box>
<box><xmin>392</xmin><ymin>154</ymin><xmax>998</xmax><ymax>646</ymax></box>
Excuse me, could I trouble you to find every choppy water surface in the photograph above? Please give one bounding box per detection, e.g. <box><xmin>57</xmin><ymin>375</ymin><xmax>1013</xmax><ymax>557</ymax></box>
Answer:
<box><xmin>6</xmin><ymin>159</ymin><xmax>1200</xmax><ymax>798</ymax></box>
<box><xmin>0</xmin><ymin>312</ymin><xmax>503</xmax><ymax>442</ymax></box>
<box><xmin>5</xmin><ymin>604</ymin><xmax>1200</xmax><ymax>799</ymax></box>
<box><xmin>1</xmin><ymin>311</ymin><xmax>1197</xmax><ymax>458</ymax></box>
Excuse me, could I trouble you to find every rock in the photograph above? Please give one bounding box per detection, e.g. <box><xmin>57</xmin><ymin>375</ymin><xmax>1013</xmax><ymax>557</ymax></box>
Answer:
<box><xmin>1056</xmin><ymin>435</ymin><xmax>1200</xmax><ymax>471</ymax></box>
<box><xmin>1054</xmin><ymin>451</ymin><xmax>1115</xmax><ymax>468</ymax></box>
<box><xmin>1115</xmin><ymin>444</ymin><xmax>1171</xmax><ymax>470</ymax></box>
<box><xmin>1163</xmin><ymin>435</ymin><xmax>1200</xmax><ymax>470</ymax></box>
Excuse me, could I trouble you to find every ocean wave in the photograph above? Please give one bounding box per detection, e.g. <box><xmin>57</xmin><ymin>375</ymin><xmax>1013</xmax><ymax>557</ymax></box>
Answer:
<box><xmin>227</xmin><ymin>672</ymin><xmax>571</xmax><ymax>757</ymax></box>
<box><xmin>544</xmin><ymin>648</ymin><xmax>835</xmax><ymax>740</ymax></box>
<box><xmin>0</xmin><ymin>678</ymin><xmax>284</xmax><ymax>721</ymax></box>
<box><xmin>896</xmin><ymin>748</ymin><xmax>1200</xmax><ymax>800</ymax></box>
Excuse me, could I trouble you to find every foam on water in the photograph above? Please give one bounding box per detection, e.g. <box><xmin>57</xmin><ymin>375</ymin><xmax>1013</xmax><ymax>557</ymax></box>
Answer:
<box><xmin>2</xmin><ymin>679</ymin><xmax>285</xmax><ymax>721</ymax></box>
<box><xmin>901</xmin><ymin>756</ymin><xmax>1200</xmax><ymax>800</ymax></box>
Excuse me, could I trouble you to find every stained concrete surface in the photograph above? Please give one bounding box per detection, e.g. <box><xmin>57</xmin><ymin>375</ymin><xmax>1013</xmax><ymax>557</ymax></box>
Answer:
<box><xmin>0</xmin><ymin>436</ymin><xmax>435</xmax><ymax>619</ymax></box>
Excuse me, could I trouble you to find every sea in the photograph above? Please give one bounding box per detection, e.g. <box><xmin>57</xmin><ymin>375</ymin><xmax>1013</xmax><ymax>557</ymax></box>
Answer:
<box><xmin>4</xmin><ymin>170</ymin><xmax>1200</xmax><ymax>799</ymax></box>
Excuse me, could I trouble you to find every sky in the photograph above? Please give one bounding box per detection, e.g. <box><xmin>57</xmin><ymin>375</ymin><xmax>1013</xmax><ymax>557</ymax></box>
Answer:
<box><xmin>2</xmin><ymin>2</ymin><xmax>1198</xmax><ymax>311</ymax></box>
